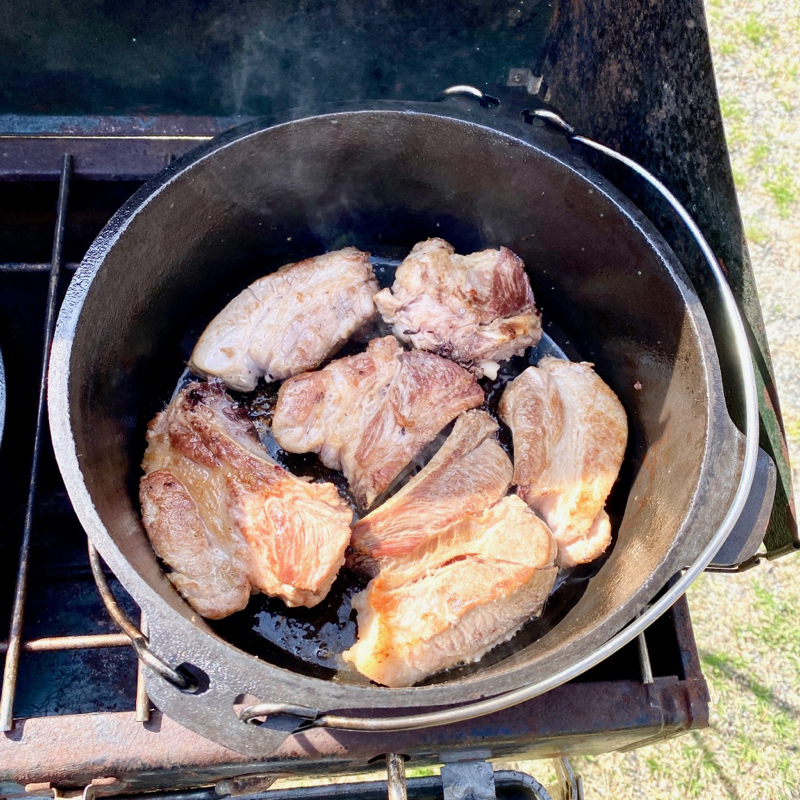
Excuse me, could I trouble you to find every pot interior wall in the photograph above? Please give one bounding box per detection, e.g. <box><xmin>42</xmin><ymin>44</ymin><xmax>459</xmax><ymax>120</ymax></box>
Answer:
<box><xmin>68</xmin><ymin>111</ymin><xmax>712</xmax><ymax>686</ymax></box>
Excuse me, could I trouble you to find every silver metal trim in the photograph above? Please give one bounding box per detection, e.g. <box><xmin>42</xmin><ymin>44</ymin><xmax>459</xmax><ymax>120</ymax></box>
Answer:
<box><xmin>637</xmin><ymin>632</ymin><xmax>654</xmax><ymax>685</ymax></box>
<box><xmin>554</xmin><ymin>758</ymin><xmax>583</xmax><ymax>800</ymax></box>
<box><xmin>135</xmin><ymin>614</ymin><xmax>152</xmax><ymax>723</ymax></box>
<box><xmin>441</xmin><ymin>85</ymin><xmax>485</xmax><ymax>100</ymax></box>
<box><xmin>527</xmin><ymin>109</ymin><xmax>575</xmax><ymax>134</ymax></box>
<box><xmin>0</xmin><ymin>633</ymin><xmax>129</xmax><ymax>653</ymax></box>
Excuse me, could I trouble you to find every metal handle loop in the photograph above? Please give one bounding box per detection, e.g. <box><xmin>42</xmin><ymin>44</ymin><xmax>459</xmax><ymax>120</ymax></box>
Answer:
<box><xmin>87</xmin><ymin>542</ymin><xmax>197</xmax><ymax>692</ymax></box>
<box><xmin>441</xmin><ymin>84</ymin><xmax>500</xmax><ymax>108</ymax></box>
<box><xmin>238</xmin><ymin>109</ymin><xmax>759</xmax><ymax>735</ymax></box>
<box><xmin>239</xmin><ymin>701</ymin><xmax>320</xmax><ymax>725</ymax></box>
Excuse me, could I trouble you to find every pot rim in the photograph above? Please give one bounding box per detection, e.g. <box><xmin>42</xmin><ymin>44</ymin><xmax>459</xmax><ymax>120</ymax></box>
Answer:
<box><xmin>47</xmin><ymin>104</ymin><xmax>758</xmax><ymax>749</ymax></box>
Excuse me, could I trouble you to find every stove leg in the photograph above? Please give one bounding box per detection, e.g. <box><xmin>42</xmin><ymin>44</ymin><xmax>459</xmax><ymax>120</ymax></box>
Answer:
<box><xmin>554</xmin><ymin>758</ymin><xmax>585</xmax><ymax>800</ymax></box>
<box><xmin>386</xmin><ymin>752</ymin><xmax>407</xmax><ymax>800</ymax></box>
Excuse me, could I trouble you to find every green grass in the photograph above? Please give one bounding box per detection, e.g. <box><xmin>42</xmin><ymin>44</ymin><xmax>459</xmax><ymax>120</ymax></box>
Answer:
<box><xmin>645</xmin><ymin>756</ymin><xmax>667</xmax><ymax>776</ymax></box>
<box><xmin>701</xmin><ymin>650</ymin><xmax>748</xmax><ymax>673</ymax></box>
<box><xmin>749</xmin><ymin>141</ymin><xmax>771</xmax><ymax>167</ymax></box>
<box><xmin>719</xmin><ymin>95</ymin><xmax>747</xmax><ymax>121</ymax></box>
<box><xmin>750</xmin><ymin>582</ymin><xmax>800</xmax><ymax>661</ymax></box>
<box><xmin>678</xmin><ymin>737</ymin><xmax>715</xmax><ymax>798</ymax></box>
<box><xmin>740</xmin><ymin>12</ymin><xmax>773</xmax><ymax>46</ymax></box>
<box><xmin>745</xmin><ymin>218</ymin><xmax>770</xmax><ymax>245</ymax></box>
<box><xmin>717</xmin><ymin>97</ymin><xmax>748</xmax><ymax>149</ymax></box>
<box><xmin>785</xmin><ymin>415</ymin><xmax>800</xmax><ymax>445</ymax></box>
<box><xmin>406</xmin><ymin>766</ymin><xmax>439</xmax><ymax>778</ymax></box>
<box><xmin>764</xmin><ymin>166</ymin><xmax>798</xmax><ymax>217</ymax></box>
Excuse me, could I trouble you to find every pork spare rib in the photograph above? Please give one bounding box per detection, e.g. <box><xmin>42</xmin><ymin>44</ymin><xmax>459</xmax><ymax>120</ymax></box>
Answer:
<box><xmin>189</xmin><ymin>247</ymin><xmax>378</xmax><ymax>391</ymax></box>
<box><xmin>343</xmin><ymin>494</ymin><xmax>557</xmax><ymax>687</ymax></box>
<box><xmin>374</xmin><ymin>238</ymin><xmax>542</xmax><ymax>379</ymax></box>
<box><xmin>350</xmin><ymin>409</ymin><xmax>512</xmax><ymax>573</ymax></box>
<box><xmin>499</xmin><ymin>357</ymin><xmax>628</xmax><ymax>567</ymax></box>
<box><xmin>140</xmin><ymin>381</ymin><xmax>353</xmax><ymax>618</ymax></box>
<box><xmin>272</xmin><ymin>336</ymin><xmax>484</xmax><ymax>508</ymax></box>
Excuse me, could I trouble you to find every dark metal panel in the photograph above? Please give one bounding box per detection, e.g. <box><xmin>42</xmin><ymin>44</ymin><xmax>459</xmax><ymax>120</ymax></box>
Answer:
<box><xmin>541</xmin><ymin>0</ymin><xmax>797</xmax><ymax>557</ymax></box>
<box><xmin>0</xmin><ymin>0</ymin><xmax>554</xmax><ymax>118</ymax></box>
<box><xmin>0</xmin><ymin>136</ymin><xmax>205</xmax><ymax>180</ymax></box>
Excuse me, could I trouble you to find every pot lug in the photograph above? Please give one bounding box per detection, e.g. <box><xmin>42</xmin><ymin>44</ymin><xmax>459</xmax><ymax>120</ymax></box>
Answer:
<box><xmin>707</xmin><ymin>446</ymin><xmax>776</xmax><ymax>569</ymax></box>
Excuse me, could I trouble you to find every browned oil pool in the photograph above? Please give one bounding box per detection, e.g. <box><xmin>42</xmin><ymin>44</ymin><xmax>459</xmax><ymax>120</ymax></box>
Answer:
<box><xmin>171</xmin><ymin>255</ymin><xmax>617</xmax><ymax>686</ymax></box>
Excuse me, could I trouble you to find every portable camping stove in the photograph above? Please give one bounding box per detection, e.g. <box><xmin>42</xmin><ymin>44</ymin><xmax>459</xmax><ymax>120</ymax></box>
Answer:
<box><xmin>0</xmin><ymin>0</ymin><xmax>795</xmax><ymax>797</ymax></box>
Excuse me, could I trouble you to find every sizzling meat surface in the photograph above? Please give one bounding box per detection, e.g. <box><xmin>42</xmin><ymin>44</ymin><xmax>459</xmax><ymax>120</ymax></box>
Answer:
<box><xmin>350</xmin><ymin>410</ymin><xmax>512</xmax><ymax>572</ymax></box>
<box><xmin>272</xmin><ymin>336</ymin><xmax>484</xmax><ymax>508</ymax></box>
<box><xmin>498</xmin><ymin>358</ymin><xmax>628</xmax><ymax>568</ymax></box>
<box><xmin>343</xmin><ymin>494</ymin><xmax>557</xmax><ymax>687</ymax></box>
<box><xmin>374</xmin><ymin>238</ymin><xmax>542</xmax><ymax>379</ymax></box>
<box><xmin>140</xmin><ymin>381</ymin><xmax>353</xmax><ymax>618</ymax></box>
<box><xmin>189</xmin><ymin>248</ymin><xmax>378</xmax><ymax>391</ymax></box>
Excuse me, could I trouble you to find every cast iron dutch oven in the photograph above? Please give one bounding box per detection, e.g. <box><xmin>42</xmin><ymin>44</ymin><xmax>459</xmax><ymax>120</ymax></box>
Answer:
<box><xmin>48</xmin><ymin>99</ymin><xmax>760</xmax><ymax>756</ymax></box>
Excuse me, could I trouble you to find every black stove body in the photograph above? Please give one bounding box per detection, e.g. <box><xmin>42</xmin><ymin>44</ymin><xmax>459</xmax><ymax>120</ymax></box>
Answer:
<box><xmin>0</xmin><ymin>0</ymin><xmax>795</xmax><ymax>796</ymax></box>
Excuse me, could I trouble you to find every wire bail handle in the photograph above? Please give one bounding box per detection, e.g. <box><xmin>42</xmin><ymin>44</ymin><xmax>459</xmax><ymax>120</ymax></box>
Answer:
<box><xmin>88</xmin><ymin>543</ymin><xmax>197</xmax><ymax>692</ymax></box>
<box><xmin>92</xmin><ymin>101</ymin><xmax>759</xmax><ymax>735</ymax></box>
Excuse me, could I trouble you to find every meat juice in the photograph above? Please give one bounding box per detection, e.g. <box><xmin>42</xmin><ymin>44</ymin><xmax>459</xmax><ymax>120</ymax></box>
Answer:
<box><xmin>175</xmin><ymin>256</ymin><xmax>617</xmax><ymax>685</ymax></box>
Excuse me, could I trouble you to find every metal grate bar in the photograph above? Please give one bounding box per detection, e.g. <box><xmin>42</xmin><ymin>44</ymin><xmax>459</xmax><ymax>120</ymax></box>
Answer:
<box><xmin>0</xmin><ymin>153</ymin><xmax>72</xmax><ymax>732</ymax></box>
<box><xmin>134</xmin><ymin>615</ymin><xmax>151</xmax><ymax>723</ymax></box>
<box><xmin>637</xmin><ymin>631</ymin><xmax>654</xmax><ymax>685</ymax></box>
<box><xmin>0</xmin><ymin>633</ymin><xmax>130</xmax><ymax>654</ymax></box>
<box><xmin>0</xmin><ymin>262</ymin><xmax>80</xmax><ymax>273</ymax></box>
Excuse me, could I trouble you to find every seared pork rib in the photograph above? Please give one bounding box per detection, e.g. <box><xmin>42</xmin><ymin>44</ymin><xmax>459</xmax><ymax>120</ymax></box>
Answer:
<box><xmin>343</xmin><ymin>494</ymin><xmax>557</xmax><ymax>687</ymax></box>
<box><xmin>189</xmin><ymin>248</ymin><xmax>378</xmax><ymax>391</ymax></box>
<box><xmin>140</xmin><ymin>381</ymin><xmax>353</xmax><ymax>618</ymax></box>
<box><xmin>374</xmin><ymin>238</ymin><xmax>542</xmax><ymax>379</ymax></box>
<box><xmin>272</xmin><ymin>336</ymin><xmax>484</xmax><ymax>508</ymax></box>
<box><xmin>350</xmin><ymin>410</ymin><xmax>512</xmax><ymax>573</ymax></box>
<box><xmin>499</xmin><ymin>358</ymin><xmax>628</xmax><ymax>567</ymax></box>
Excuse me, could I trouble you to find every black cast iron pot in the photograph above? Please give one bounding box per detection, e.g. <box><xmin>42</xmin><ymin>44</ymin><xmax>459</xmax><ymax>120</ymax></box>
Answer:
<box><xmin>48</xmin><ymin>100</ymin><xmax>762</xmax><ymax>756</ymax></box>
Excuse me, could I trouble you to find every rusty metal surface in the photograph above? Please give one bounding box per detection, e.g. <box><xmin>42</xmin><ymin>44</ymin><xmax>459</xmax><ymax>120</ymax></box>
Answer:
<box><xmin>0</xmin><ymin>136</ymin><xmax>205</xmax><ymax>180</ymax></box>
<box><xmin>0</xmin><ymin>154</ymin><xmax>72</xmax><ymax>733</ymax></box>
<box><xmin>0</xmin><ymin>679</ymin><xmax>705</xmax><ymax>795</ymax></box>
<box><xmin>0</xmin><ymin>633</ymin><xmax>129</xmax><ymax>654</ymax></box>
<box><xmin>1</xmin><ymin>129</ymin><xmax>711</xmax><ymax>789</ymax></box>
<box><xmin>0</xmin><ymin>115</ymin><xmax>249</xmax><ymax>137</ymax></box>
<box><xmin>0</xmin><ymin>597</ymin><xmax>708</xmax><ymax>795</ymax></box>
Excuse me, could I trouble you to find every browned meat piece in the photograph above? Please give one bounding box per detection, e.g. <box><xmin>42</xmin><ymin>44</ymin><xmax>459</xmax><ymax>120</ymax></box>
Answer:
<box><xmin>141</xmin><ymin>470</ymin><xmax>250</xmax><ymax>620</ymax></box>
<box><xmin>189</xmin><ymin>248</ymin><xmax>378</xmax><ymax>391</ymax></box>
<box><xmin>498</xmin><ymin>358</ymin><xmax>628</xmax><ymax>568</ymax></box>
<box><xmin>140</xmin><ymin>381</ymin><xmax>353</xmax><ymax>618</ymax></box>
<box><xmin>374</xmin><ymin>238</ymin><xmax>542</xmax><ymax>379</ymax></box>
<box><xmin>350</xmin><ymin>410</ymin><xmax>512</xmax><ymax>573</ymax></box>
<box><xmin>343</xmin><ymin>495</ymin><xmax>557</xmax><ymax>687</ymax></box>
<box><xmin>272</xmin><ymin>336</ymin><xmax>484</xmax><ymax>508</ymax></box>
